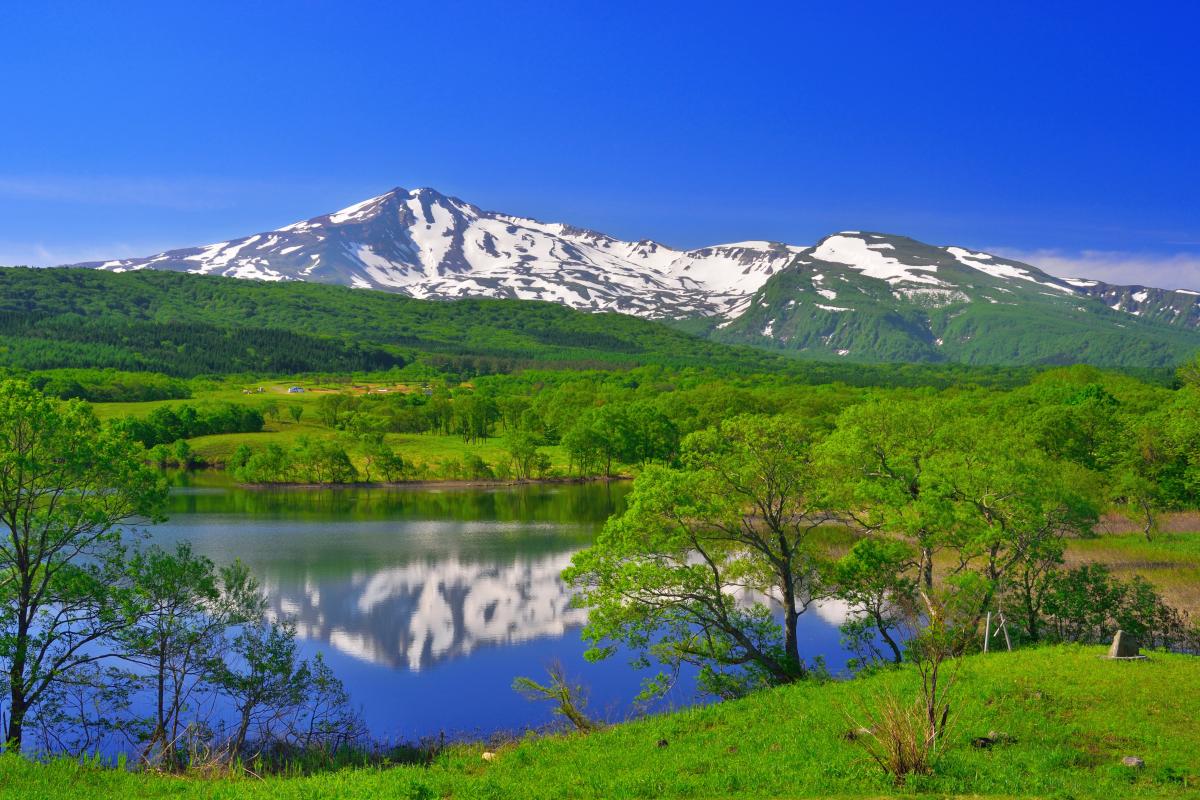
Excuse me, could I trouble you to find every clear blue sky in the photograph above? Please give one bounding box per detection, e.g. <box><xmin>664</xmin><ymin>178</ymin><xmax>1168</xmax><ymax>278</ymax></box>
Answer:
<box><xmin>1</xmin><ymin>1</ymin><xmax>1198</xmax><ymax>287</ymax></box>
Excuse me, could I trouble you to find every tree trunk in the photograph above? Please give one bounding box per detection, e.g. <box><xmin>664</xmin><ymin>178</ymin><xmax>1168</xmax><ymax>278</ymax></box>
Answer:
<box><xmin>6</xmin><ymin>603</ymin><xmax>30</xmax><ymax>751</ymax></box>
<box><xmin>873</xmin><ymin>610</ymin><xmax>904</xmax><ymax>663</ymax></box>
<box><xmin>920</xmin><ymin>545</ymin><xmax>934</xmax><ymax>591</ymax></box>
<box><xmin>1022</xmin><ymin>582</ymin><xmax>1040</xmax><ymax>642</ymax></box>
<box><xmin>145</xmin><ymin>640</ymin><xmax>167</xmax><ymax>765</ymax></box>
<box><xmin>783</xmin><ymin>599</ymin><xmax>800</xmax><ymax>672</ymax></box>
<box><xmin>232</xmin><ymin>706</ymin><xmax>254</xmax><ymax>758</ymax></box>
<box><xmin>1140</xmin><ymin>498</ymin><xmax>1155</xmax><ymax>542</ymax></box>
<box><xmin>6</xmin><ymin>686</ymin><xmax>25</xmax><ymax>752</ymax></box>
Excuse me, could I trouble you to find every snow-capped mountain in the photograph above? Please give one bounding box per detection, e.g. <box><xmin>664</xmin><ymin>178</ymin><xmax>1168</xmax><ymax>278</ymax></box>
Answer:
<box><xmin>74</xmin><ymin>187</ymin><xmax>1200</xmax><ymax>362</ymax></box>
<box><xmin>80</xmin><ymin>187</ymin><xmax>800</xmax><ymax>319</ymax></box>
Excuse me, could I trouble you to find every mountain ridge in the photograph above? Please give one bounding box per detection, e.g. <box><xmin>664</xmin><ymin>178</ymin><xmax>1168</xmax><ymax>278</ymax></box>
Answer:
<box><xmin>66</xmin><ymin>186</ymin><xmax>1200</xmax><ymax>366</ymax></box>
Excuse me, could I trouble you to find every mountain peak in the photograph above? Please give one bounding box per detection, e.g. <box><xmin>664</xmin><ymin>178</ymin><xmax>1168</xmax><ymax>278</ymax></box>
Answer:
<box><xmin>71</xmin><ymin>188</ymin><xmax>1200</xmax><ymax>343</ymax></box>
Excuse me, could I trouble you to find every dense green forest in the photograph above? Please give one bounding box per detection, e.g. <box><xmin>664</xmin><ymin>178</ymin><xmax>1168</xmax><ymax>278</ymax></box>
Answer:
<box><xmin>0</xmin><ymin>267</ymin><xmax>789</xmax><ymax>376</ymax></box>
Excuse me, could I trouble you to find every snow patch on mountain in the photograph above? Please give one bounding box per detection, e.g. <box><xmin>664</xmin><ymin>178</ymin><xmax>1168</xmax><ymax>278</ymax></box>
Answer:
<box><xmin>83</xmin><ymin>187</ymin><xmax>797</xmax><ymax>320</ymax></box>
<box><xmin>812</xmin><ymin>234</ymin><xmax>942</xmax><ymax>285</ymax></box>
<box><xmin>945</xmin><ymin>246</ymin><xmax>1073</xmax><ymax>293</ymax></box>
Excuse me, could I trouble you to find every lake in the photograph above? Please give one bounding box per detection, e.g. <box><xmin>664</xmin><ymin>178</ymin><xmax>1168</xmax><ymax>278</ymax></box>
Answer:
<box><xmin>145</xmin><ymin>473</ymin><xmax>852</xmax><ymax>742</ymax></box>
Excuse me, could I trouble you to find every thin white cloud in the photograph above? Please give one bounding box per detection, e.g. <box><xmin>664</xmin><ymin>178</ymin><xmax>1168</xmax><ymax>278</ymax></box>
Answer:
<box><xmin>0</xmin><ymin>175</ymin><xmax>276</xmax><ymax>211</ymax></box>
<box><xmin>0</xmin><ymin>241</ymin><xmax>171</xmax><ymax>267</ymax></box>
<box><xmin>994</xmin><ymin>248</ymin><xmax>1200</xmax><ymax>293</ymax></box>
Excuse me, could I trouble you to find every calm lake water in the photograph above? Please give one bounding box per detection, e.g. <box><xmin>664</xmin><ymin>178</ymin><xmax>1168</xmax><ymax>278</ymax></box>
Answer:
<box><xmin>144</xmin><ymin>473</ymin><xmax>851</xmax><ymax>741</ymax></box>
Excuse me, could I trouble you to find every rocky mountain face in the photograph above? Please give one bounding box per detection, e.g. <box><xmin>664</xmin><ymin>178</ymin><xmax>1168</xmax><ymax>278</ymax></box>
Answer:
<box><xmin>74</xmin><ymin>187</ymin><xmax>1200</xmax><ymax>365</ymax></box>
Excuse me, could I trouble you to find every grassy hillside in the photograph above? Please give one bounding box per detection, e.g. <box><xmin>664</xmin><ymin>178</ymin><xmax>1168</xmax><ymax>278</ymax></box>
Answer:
<box><xmin>3</xmin><ymin>646</ymin><xmax>1196</xmax><ymax>799</ymax></box>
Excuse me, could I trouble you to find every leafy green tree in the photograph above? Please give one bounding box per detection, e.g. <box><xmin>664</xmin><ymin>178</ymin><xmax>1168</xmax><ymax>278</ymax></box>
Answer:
<box><xmin>562</xmin><ymin>407</ymin><xmax>624</xmax><ymax>476</ymax></box>
<box><xmin>828</xmin><ymin>538</ymin><xmax>916</xmax><ymax>666</ymax></box>
<box><xmin>1040</xmin><ymin>564</ymin><xmax>1190</xmax><ymax>648</ymax></box>
<box><xmin>922</xmin><ymin>420</ymin><xmax>1098</xmax><ymax>634</ymax></box>
<box><xmin>288</xmin><ymin>403</ymin><xmax>303</xmax><ymax>424</ymax></box>
<box><xmin>259</xmin><ymin>399</ymin><xmax>280</xmax><ymax>423</ymax></box>
<box><xmin>463</xmin><ymin>453</ymin><xmax>494</xmax><ymax>481</ymax></box>
<box><xmin>496</xmin><ymin>395</ymin><xmax>531</xmax><ymax>433</ymax></box>
<box><xmin>454</xmin><ymin>392</ymin><xmax>499</xmax><ymax>443</ymax></box>
<box><xmin>1161</xmin><ymin>387</ymin><xmax>1200</xmax><ymax>504</ymax></box>
<box><xmin>566</xmin><ymin>415</ymin><xmax>823</xmax><ymax>699</ymax></box>
<box><xmin>619</xmin><ymin>402</ymin><xmax>680</xmax><ymax>465</ymax></box>
<box><xmin>513</xmin><ymin>660</ymin><xmax>598</xmax><ymax>732</ymax></box>
<box><xmin>293</xmin><ymin>438</ymin><xmax>357</xmax><ymax>484</ymax></box>
<box><xmin>1176</xmin><ymin>351</ymin><xmax>1200</xmax><ymax>388</ymax></box>
<box><xmin>817</xmin><ymin>397</ymin><xmax>953</xmax><ymax>590</ymax></box>
<box><xmin>506</xmin><ymin>430</ymin><xmax>548</xmax><ymax>480</ymax></box>
<box><xmin>121</xmin><ymin>546</ymin><xmax>263</xmax><ymax>768</ymax></box>
<box><xmin>148</xmin><ymin>443</ymin><xmax>171</xmax><ymax>469</ymax></box>
<box><xmin>317</xmin><ymin>393</ymin><xmax>357</xmax><ymax>428</ymax></box>
<box><xmin>233</xmin><ymin>443</ymin><xmax>293</xmax><ymax>483</ymax></box>
<box><xmin>172</xmin><ymin>439</ymin><xmax>195</xmax><ymax>470</ymax></box>
<box><xmin>1021</xmin><ymin>383</ymin><xmax>1124</xmax><ymax>472</ymax></box>
<box><xmin>279</xmin><ymin>652</ymin><xmax>366</xmax><ymax>756</ymax></box>
<box><xmin>0</xmin><ymin>380</ymin><xmax>167</xmax><ymax>749</ymax></box>
<box><xmin>561</xmin><ymin>417</ymin><xmax>607</xmax><ymax>476</ymax></box>
<box><xmin>215</xmin><ymin>619</ymin><xmax>310</xmax><ymax>757</ymax></box>
<box><xmin>228</xmin><ymin>443</ymin><xmax>254</xmax><ymax>472</ymax></box>
<box><xmin>116</xmin><ymin>402</ymin><xmax>264</xmax><ymax>449</ymax></box>
<box><xmin>360</xmin><ymin>435</ymin><xmax>406</xmax><ymax>483</ymax></box>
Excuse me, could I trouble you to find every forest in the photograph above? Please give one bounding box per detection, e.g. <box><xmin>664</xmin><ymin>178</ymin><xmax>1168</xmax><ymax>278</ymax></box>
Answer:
<box><xmin>2</xmin><ymin>267</ymin><xmax>1182</xmax><ymax>384</ymax></box>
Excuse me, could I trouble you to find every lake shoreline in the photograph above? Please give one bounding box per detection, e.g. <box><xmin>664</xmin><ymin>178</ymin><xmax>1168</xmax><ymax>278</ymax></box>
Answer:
<box><xmin>232</xmin><ymin>474</ymin><xmax>633</xmax><ymax>491</ymax></box>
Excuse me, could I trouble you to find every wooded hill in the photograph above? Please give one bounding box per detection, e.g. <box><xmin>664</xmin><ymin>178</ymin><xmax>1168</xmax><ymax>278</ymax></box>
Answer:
<box><xmin>0</xmin><ymin>267</ymin><xmax>787</xmax><ymax>377</ymax></box>
<box><xmin>0</xmin><ymin>267</ymin><xmax>1192</xmax><ymax>381</ymax></box>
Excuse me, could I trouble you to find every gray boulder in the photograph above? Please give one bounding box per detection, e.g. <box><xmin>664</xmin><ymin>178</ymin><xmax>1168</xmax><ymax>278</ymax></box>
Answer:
<box><xmin>1107</xmin><ymin>630</ymin><xmax>1144</xmax><ymax>659</ymax></box>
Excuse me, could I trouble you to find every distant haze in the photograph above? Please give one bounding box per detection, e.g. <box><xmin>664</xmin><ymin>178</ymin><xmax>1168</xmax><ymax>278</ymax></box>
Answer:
<box><xmin>994</xmin><ymin>249</ymin><xmax>1200</xmax><ymax>293</ymax></box>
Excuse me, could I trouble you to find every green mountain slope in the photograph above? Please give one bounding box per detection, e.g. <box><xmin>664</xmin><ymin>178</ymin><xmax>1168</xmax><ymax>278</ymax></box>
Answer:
<box><xmin>0</xmin><ymin>267</ymin><xmax>790</xmax><ymax>376</ymax></box>
<box><xmin>708</xmin><ymin>233</ymin><xmax>1200</xmax><ymax>367</ymax></box>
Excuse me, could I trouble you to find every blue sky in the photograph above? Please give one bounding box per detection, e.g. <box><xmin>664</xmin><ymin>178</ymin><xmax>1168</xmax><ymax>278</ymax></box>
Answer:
<box><xmin>1</xmin><ymin>1</ymin><xmax>1198</xmax><ymax>287</ymax></box>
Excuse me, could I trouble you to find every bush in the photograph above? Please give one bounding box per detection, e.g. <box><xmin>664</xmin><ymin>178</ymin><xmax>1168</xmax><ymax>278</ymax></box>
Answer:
<box><xmin>1040</xmin><ymin>564</ymin><xmax>1192</xmax><ymax>649</ymax></box>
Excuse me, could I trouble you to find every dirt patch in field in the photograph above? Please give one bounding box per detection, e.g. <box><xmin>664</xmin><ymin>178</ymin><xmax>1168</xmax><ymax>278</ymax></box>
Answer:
<box><xmin>1097</xmin><ymin>511</ymin><xmax>1200</xmax><ymax>535</ymax></box>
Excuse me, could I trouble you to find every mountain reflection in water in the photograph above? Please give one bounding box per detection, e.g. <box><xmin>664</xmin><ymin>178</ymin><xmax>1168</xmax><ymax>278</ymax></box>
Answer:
<box><xmin>144</xmin><ymin>474</ymin><xmax>853</xmax><ymax>738</ymax></box>
<box><xmin>152</xmin><ymin>477</ymin><xmax>624</xmax><ymax>673</ymax></box>
<box><xmin>270</xmin><ymin>545</ymin><xmax>585</xmax><ymax>671</ymax></box>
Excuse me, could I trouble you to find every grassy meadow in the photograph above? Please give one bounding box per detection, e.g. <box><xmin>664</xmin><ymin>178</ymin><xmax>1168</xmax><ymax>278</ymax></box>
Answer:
<box><xmin>3</xmin><ymin>646</ymin><xmax>1196</xmax><ymax>799</ymax></box>
<box><xmin>92</xmin><ymin>379</ymin><xmax>575</xmax><ymax>476</ymax></box>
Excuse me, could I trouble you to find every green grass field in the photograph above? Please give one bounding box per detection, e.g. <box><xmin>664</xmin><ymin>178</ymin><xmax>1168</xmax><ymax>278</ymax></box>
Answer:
<box><xmin>87</xmin><ymin>381</ymin><xmax>355</xmax><ymax>422</ymax></box>
<box><xmin>93</xmin><ymin>381</ymin><xmax>579</xmax><ymax>475</ymax></box>
<box><xmin>2</xmin><ymin>646</ymin><xmax>1197</xmax><ymax>799</ymax></box>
